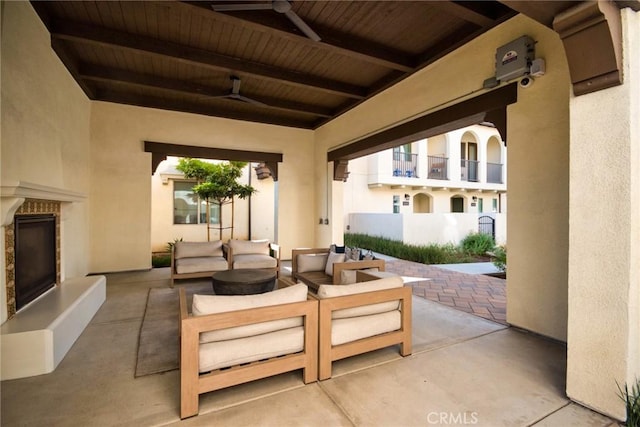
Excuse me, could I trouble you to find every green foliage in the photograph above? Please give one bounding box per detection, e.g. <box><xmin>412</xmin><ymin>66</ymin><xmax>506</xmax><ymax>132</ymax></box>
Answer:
<box><xmin>151</xmin><ymin>254</ymin><xmax>171</xmax><ymax>268</ymax></box>
<box><xmin>344</xmin><ymin>233</ymin><xmax>476</xmax><ymax>265</ymax></box>
<box><xmin>177</xmin><ymin>158</ymin><xmax>255</xmax><ymax>205</ymax></box>
<box><xmin>491</xmin><ymin>245</ymin><xmax>507</xmax><ymax>272</ymax></box>
<box><xmin>619</xmin><ymin>379</ymin><xmax>640</xmax><ymax>427</ymax></box>
<box><xmin>461</xmin><ymin>232</ymin><xmax>495</xmax><ymax>256</ymax></box>
<box><xmin>166</xmin><ymin>237</ymin><xmax>183</xmax><ymax>253</ymax></box>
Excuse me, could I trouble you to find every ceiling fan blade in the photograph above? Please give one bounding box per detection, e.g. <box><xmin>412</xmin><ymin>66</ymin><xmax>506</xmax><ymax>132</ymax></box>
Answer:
<box><xmin>284</xmin><ymin>10</ymin><xmax>321</xmax><ymax>41</ymax></box>
<box><xmin>231</xmin><ymin>77</ymin><xmax>241</xmax><ymax>95</ymax></box>
<box><xmin>212</xmin><ymin>3</ymin><xmax>273</xmax><ymax>12</ymax></box>
<box><xmin>235</xmin><ymin>94</ymin><xmax>268</xmax><ymax>107</ymax></box>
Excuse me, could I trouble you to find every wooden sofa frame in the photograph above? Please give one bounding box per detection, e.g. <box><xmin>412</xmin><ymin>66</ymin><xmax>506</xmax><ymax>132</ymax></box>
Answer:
<box><xmin>313</xmin><ymin>273</ymin><xmax>412</xmax><ymax>380</ymax></box>
<box><xmin>291</xmin><ymin>248</ymin><xmax>385</xmax><ymax>293</ymax></box>
<box><xmin>179</xmin><ymin>285</ymin><xmax>318</xmax><ymax>419</ymax></box>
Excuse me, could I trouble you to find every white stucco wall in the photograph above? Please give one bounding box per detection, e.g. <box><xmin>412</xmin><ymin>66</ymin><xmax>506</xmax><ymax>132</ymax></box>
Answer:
<box><xmin>0</xmin><ymin>2</ymin><xmax>91</xmax><ymax>323</ymax></box>
<box><xmin>89</xmin><ymin>102</ymin><xmax>314</xmax><ymax>272</ymax></box>
<box><xmin>566</xmin><ymin>8</ymin><xmax>640</xmax><ymax>420</ymax></box>
<box><xmin>317</xmin><ymin>14</ymin><xmax>571</xmax><ymax>342</ymax></box>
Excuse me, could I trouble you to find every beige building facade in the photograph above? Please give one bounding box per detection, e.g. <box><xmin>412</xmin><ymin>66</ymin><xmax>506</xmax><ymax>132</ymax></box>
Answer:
<box><xmin>1</xmin><ymin>1</ymin><xmax>638</xmax><ymax>421</ymax></box>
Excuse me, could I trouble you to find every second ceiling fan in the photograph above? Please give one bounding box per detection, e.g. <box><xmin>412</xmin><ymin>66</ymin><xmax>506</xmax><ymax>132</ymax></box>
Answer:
<box><xmin>212</xmin><ymin>0</ymin><xmax>321</xmax><ymax>41</ymax></box>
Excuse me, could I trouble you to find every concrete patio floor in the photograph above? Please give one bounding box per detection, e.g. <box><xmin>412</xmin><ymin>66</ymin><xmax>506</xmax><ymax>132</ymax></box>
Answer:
<box><xmin>1</xmin><ymin>267</ymin><xmax>618</xmax><ymax>426</ymax></box>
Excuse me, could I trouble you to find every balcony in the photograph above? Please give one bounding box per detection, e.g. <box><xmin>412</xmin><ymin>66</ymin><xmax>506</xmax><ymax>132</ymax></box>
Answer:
<box><xmin>427</xmin><ymin>155</ymin><xmax>448</xmax><ymax>180</ymax></box>
<box><xmin>460</xmin><ymin>159</ymin><xmax>479</xmax><ymax>182</ymax></box>
<box><xmin>487</xmin><ymin>162</ymin><xmax>504</xmax><ymax>184</ymax></box>
<box><xmin>392</xmin><ymin>152</ymin><xmax>418</xmax><ymax>178</ymax></box>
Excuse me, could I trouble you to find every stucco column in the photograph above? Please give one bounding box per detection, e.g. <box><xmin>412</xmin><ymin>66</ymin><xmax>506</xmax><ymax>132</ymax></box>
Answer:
<box><xmin>566</xmin><ymin>8</ymin><xmax>639</xmax><ymax>420</ymax></box>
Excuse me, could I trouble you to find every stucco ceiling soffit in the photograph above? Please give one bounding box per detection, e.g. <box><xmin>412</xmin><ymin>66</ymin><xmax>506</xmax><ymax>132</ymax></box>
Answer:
<box><xmin>553</xmin><ymin>1</ymin><xmax>624</xmax><ymax>96</ymax></box>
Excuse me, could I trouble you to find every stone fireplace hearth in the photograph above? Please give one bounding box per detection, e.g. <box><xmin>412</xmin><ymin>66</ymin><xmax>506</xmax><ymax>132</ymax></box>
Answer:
<box><xmin>1</xmin><ymin>182</ymin><xmax>106</xmax><ymax>380</ymax></box>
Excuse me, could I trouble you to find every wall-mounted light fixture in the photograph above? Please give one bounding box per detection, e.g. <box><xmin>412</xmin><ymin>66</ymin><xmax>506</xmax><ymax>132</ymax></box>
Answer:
<box><xmin>472</xmin><ymin>196</ymin><xmax>478</xmax><ymax>201</ymax></box>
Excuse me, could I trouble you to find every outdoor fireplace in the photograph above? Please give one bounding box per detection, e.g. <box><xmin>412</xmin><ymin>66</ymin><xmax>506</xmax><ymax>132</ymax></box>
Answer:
<box><xmin>14</xmin><ymin>214</ymin><xmax>57</xmax><ymax>310</ymax></box>
<box><xmin>4</xmin><ymin>198</ymin><xmax>61</xmax><ymax>318</ymax></box>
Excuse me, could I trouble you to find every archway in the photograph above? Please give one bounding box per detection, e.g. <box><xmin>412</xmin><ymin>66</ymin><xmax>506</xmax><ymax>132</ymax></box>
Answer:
<box><xmin>413</xmin><ymin>193</ymin><xmax>432</xmax><ymax>213</ymax></box>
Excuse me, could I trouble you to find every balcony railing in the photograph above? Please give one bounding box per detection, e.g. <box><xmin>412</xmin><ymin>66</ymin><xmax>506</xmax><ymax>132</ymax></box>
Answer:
<box><xmin>487</xmin><ymin>162</ymin><xmax>503</xmax><ymax>184</ymax></box>
<box><xmin>392</xmin><ymin>152</ymin><xmax>418</xmax><ymax>178</ymax></box>
<box><xmin>461</xmin><ymin>159</ymin><xmax>479</xmax><ymax>182</ymax></box>
<box><xmin>427</xmin><ymin>155</ymin><xmax>448</xmax><ymax>180</ymax></box>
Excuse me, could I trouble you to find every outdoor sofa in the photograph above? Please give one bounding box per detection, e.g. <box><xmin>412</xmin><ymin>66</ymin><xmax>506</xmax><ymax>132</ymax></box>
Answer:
<box><xmin>179</xmin><ymin>280</ymin><xmax>318</xmax><ymax>419</ymax></box>
<box><xmin>179</xmin><ymin>273</ymin><xmax>412</xmax><ymax>418</ymax></box>
<box><xmin>291</xmin><ymin>247</ymin><xmax>385</xmax><ymax>293</ymax></box>
<box><xmin>170</xmin><ymin>241</ymin><xmax>228</xmax><ymax>287</ymax></box>
<box><xmin>225</xmin><ymin>239</ymin><xmax>280</xmax><ymax>277</ymax></box>
<box><xmin>312</xmin><ymin>273</ymin><xmax>412</xmax><ymax>380</ymax></box>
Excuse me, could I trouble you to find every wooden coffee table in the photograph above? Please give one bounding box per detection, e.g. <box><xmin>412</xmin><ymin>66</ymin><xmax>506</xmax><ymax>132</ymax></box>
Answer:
<box><xmin>212</xmin><ymin>269</ymin><xmax>276</xmax><ymax>295</ymax></box>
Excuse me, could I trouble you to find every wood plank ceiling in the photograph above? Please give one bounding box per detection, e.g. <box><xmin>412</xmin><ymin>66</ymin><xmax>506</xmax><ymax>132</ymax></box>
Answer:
<box><xmin>31</xmin><ymin>1</ymin><xmax>524</xmax><ymax>129</ymax></box>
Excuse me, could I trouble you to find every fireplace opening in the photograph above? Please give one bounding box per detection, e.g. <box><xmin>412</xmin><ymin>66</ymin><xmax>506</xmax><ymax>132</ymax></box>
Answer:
<box><xmin>14</xmin><ymin>214</ymin><xmax>57</xmax><ymax>311</ymax></box>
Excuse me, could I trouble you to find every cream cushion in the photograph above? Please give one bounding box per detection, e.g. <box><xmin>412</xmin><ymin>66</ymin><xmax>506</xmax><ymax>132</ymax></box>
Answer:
<box><xmin>228</xmin><ymin>239</ymin><xmax>270</xmax><ymax>255</ymax></box>
<box><xmin>199</xmin><ymin>327</ymin><xmax>304</xmax><ymax>373</ymax></box>
<box><xmin>324</xmin><ymin>252</ymin><xmax>346</xmax><ymax>276</ymax></box>
<box><xmin>232</xmin><ymin>254</ymin><xmax>277</xmax><ymax>269</ymax></box>
<box><xmin>317</xmin><ymin>276</ymin><xmax>403</xmax><ymax>319</ymax></box>
<box><xmin>175</xmin><ymin>257</ymin><xmax>228</xmax><ymax>274</ymax></box>
<box><xmin>331</xmin><ymin>311</ymin><xmax>401</xmax><ymax>346</ymax></box>
<box><xmin>339</xmin><ymin>267</ymin><xmax>380</xmax><ymax>285</ymax></box>
<box><xmin>192</xmin><ymin>283</ymin><xmax>308</xmax><ymax>343</ymax></box>
<box><xmin>297</xmin><ymin>253</ymin><xmax>329</xmax><ymax>273</ymax></box>
<box><xmin>174</xmin><ymin>241</ymin><xmax>224</xmax><ymax>259</ymax></box>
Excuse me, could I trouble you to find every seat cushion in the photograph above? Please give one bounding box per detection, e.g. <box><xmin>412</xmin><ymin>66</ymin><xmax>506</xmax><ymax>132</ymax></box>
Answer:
<box><xmin>317</xmin><ymin>276</ymin><xmax>404</xmax><ymax>319</ymax></box>
<box><xmin>228</xmin><ymin>239</ymin><xmax>270</xmax><ymax>255</ymax></box>
<box><xmin>331</xmin><ymin>311</ymin><xmax>401</xmax><ymax>346</ymax></box>
<box><xmin>199</xmin><ymin>326</ymin><xmax>304</xmax><ymax>372</ymax></box>
<box><xmin>233</xmin><ymin>253</ymin><xmax>277</xmax><ymax>269</ymax></box>
<box><xmin>192</xmin><ymin>283</ymin><xmax>308</xmax><ymax>343</ymax></box>
<box><xmin>175</xmin><ymin>256</ymin><xmax>228</xmax><ymax>274</ymax></box>
<box><xmin>174</xmin><ymin>241</ymin><xmax>224</xmax><ymax>259</ymax></box>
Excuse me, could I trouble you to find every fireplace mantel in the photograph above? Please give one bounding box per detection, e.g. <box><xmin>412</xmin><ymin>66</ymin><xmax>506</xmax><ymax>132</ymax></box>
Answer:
<box><xmin>1</xmin><ymin>181</ymin><xmax>86</xmax><ymax>226</ymax></box>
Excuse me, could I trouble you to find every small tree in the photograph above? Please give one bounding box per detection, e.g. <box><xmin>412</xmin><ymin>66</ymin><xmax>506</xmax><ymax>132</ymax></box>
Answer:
<box><xmin>176</xmin><ymin>158</ymin><xmax>256</xmax><ymax>241</ymax></box>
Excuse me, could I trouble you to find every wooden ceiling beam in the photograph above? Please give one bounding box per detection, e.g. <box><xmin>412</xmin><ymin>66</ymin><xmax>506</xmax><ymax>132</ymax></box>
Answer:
<box><xmin>430</xmin><ymin>1</ymin><xmax>496</xmax><ymax>27</ymax></box>
<box><xmin>181</xmin><ymin>1</ymin><xmax>415</xmax><ymax>72</ymax></box>
<box><xmin>95</xmin><ymin>89</ymin><xmax>314</xmax><ymax>129</ymax></box>
<box><xmin>50</xmin><ymin>19</ymin><xmax>367</xmax><ymax>99</ymax></box>
<box><xmin>78</xmin><ymin>64</ymin><xmax>334</xmax><ymax>118</ymax></box>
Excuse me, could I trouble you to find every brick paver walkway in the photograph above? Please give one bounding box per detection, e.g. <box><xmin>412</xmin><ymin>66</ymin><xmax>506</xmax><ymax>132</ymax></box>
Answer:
<box><xmin>385</xmin><ymin>259</ymin><xmax>507</xmax><ymax>325</ymax></box>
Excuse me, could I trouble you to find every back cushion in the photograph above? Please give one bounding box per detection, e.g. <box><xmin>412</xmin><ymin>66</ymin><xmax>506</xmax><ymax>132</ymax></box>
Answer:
<box><xmin>192</xmin><ymin>283</ymin><xmax>308</xmax><ymax>342</ymax></box>
<box><xmin>297</xmin><ymin>253</ymin><xmax>329</xmax><ymax>273</ymax></box>
<box><xmin>324</xmin><ymin>251</ymin><xmax>346</xmax><ymax>276</ymax></box>
<box><xmin>317</xmin><ymin>276</ymin><xmax>404</xmax><ymax>319</ymax></box>
<box><xmin>174</xmin><ymin>241</ymin><xmax>223</xmax><ymax>259</ymax></box>
<box><xmin>229</xmin><ymin>239</ymin><xmax>270</xmax><ymax>255</ymax></box>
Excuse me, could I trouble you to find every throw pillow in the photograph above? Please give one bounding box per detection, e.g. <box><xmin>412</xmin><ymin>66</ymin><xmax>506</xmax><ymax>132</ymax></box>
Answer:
<box><xmin>325</xmin><ymin>251</ymin><xmax>346</xmax><ymax>276</ymax></box>
<box><xmin>297</xmin><ymin>253</ymin><xmax>329</xmax><ymax>273</ymax></box>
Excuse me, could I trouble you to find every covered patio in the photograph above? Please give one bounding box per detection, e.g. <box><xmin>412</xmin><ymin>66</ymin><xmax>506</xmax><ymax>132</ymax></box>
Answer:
<box><xmin>2</xmin><ymin>1</ymin><xmax>639</xmax><ymax>423</ymax></box>
<box><xmin>0</xmin><ymin>268</ymin><xmax>616</xmax><ymax>426</ymax></box>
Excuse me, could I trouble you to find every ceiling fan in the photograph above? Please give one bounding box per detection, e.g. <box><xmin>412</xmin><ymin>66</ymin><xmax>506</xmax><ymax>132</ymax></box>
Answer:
<box><xmin>217</xmin><ymin>76</ymin><xmax>267</xmax><ymax>107</ymax></box>
<box><xmin>211</xmin><ymin>0</ymin><xmax>321</xmax><ymax>41</ymax></box>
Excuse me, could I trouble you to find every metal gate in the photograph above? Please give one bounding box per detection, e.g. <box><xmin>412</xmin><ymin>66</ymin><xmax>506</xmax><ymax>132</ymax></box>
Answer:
<box><xmin>478</xmin><ymin>215</ymin><xmax>495</xmax><ymax>240</ymax></box>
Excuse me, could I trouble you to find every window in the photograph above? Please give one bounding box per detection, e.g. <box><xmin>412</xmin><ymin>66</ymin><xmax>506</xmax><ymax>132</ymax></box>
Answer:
<box><xmin>393</xmin><ymin>195</ymin><xmax>400</xmax><ymax>213</ymax></box>
<box><xmin>478</xmin><ymin>198</ymin><xmax>484</xmax><ymax>213</ymax></box>
<box><xmin>173</xmin><ymin>181</ymin><xmax>220</xmax><ymax>224</ymax></box>
<box><xmin>451</xmin><ymin>196</ymin><xmax>464</xmax><ymax>213</ymax></box>
<box><xmin>492</xmin><ymin>198</ymin><xmax>498</xmax><ymax>212</ymax></box>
